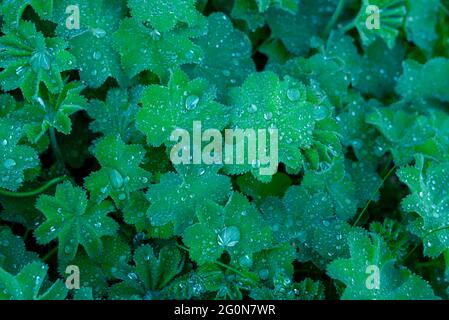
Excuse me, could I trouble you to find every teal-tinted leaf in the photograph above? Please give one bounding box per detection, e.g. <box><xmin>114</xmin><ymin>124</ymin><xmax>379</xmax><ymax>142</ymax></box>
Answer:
<box><xmin>113</xmin><ymin>17</ymin><xmax>206</xmax><ymax>81</ymax></box>
<box><xmin>397</xmin><ymin>58</ymin><xmax>449</xmax><ymax>103</ymax></box>
<box><xmin>147</xmin><ymin>165</ymin><xmax>232</xmax><ymax>234</ymax></box>
<box><xmin>11</xmin><ymin>81</ymin><xmax>87</xmax><ymax>142</ymax></box>
<box><xmin>127</xmin><ymin>0</ymin><xmax>205</xmax><ymax>33</ymax></box>
<box><xmin>0</xmin><ymin>262</ymin><xmax>67</xmax><ymax>300</ymax></box>
<box><xmin>1</xmin><ymin>0</ymin><xmax>53</xmax><ymax>28</ymax></box>
<box><xmin>355</xmin><ymin>0</ymin><xmax>406</xmax><ymax>48</ymax></box>
<box><xmin>0</xmin><ymin>118</ymin><xmax>39</xmax><ymax>191</ymax></box>
<box><xmin>405</xmin><ymin>0</ymin><xmax>440</xmax><ymax>55</ymax></box>
<box><xmin>266</xmin><ymin>0</ymin><xmax>338</xmax><ymax>56</ymax></box>
<box><xmin>51</xmin><ymin>0</ymin><xmax>128</xmax><ymax>87</ymax></box>
<box><xmin>227</xmin><ymin>71</ymin><xmax>320</xmax><ymax>180</ymax></box>
<box><xmin>0</xmin><ymin>21</ymin><xmax>75</xmax><ymax>101</ymax></box>
<box><xmin>183</xmin><ymin>193</ymin><xmax>274</xmax><ymax>265</ymax></box>
<box><xmin>34</xmin><ymin>181</ymin><xmax>119</xmax><ymax>261</ymax></box>
<box><xmin>85</xmin><ymin>135</ymin><xmax>151</xmax><ymax>205</ymax></box>
<box><xmin>190</xmin><ymin>13</ymin><xmax>256</xmax><ymax>101</ymax></box>
<box><xmin>87</xmin><ymin>86</ymin><xmax>143</xmax><ymax>142</ymax></box>
<box><xmin>398</xmin><ymin>159</ymin><xmax>449</xmax><ymax>258</ymax></box>
<box><xmin>0</xmin><ymin>227</ymin><xmax>39</xmax><ymax>275</ymax></box>
<box><xmin>136</xmin><ymin>68</ymin><xmax>229</xmax><ymax>147</ymax></box>
<box><xmin>328</xmin><ymin>230</ymin><xmax>439</xmax><ymax>300</ymax></box>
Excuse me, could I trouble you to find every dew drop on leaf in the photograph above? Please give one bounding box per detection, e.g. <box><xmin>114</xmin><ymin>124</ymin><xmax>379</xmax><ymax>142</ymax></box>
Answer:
<box><xmin>217</xmin><ymin>226</ymin><xmax>240</xmax><ymax>247</ymax></box>
<box><xmin>109</xmin><ymin>169</ymin><xmax>124</xmax><ymax>189</ymax></box>
<box><xmin>4</xmin><ymin>159</ymin><xmax>16</xmax><ymax>169</ymax></box>
<box><xmin>185</xmin><ymin>95</ymin><xmax>199</xmax><ymax>111</ymax></box>
<box><xmin>287</xmin><ymin>88</ymin><xmax>301</xmax><ymax>101</ymax></box>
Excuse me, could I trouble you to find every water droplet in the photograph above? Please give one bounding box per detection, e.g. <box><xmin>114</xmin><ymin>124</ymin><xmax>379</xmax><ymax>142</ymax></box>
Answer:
<box><xmin>15</xmin><ymin>66</ymin><xmax>25</xmax><ymax>76</ymax></box>
<box><xmin>4</xmin><ymin>159</ymin><xmax>16</xmax><ymax>169</ymax></box>
<box><xmin>185</xmin><ymin>95</ymin><xmax>199</xmax><ymax>111</ymax></box>
<box><xmin>150</xmin><ymin>29</ymin><xmax>161</xmax><ymax>40</ymax></box>
<box><xmin>92</xmin><ymin>28</ymin><xmax>106</xmax><ymax>38</ymax></box>
<box><xmin>287</xmin><ymin>88</ymin><xmax>301</xmax><ymax>101</ymax></box>
<box><xmin>118</xmin><ymin>193</ymin><xmax>126</xmax><ymax>201</ymax></box>
<box><xmin>313</xmin><ymin>105</ymin><xmax>329</xmax><ymax>121</ymax></box>
<box><xmin>258</xmin><ymin>269</ymin><xmax>269</xmax><ymax>280</ymax></box>
<box><xmin>93</xmin><ymin>51</ymin><xmax>102</xmax><ymax>60</ymax></box>
<box><xmin>127</xmin><ymin>272</ymin><xmax>138</xmax><ymax>280</ymax></box>
<box><xmin>239</xmin><ymin>255</ymin><xmax>252</xmax><ymax>268</ymax></box>
<box><xmin>217</xmin><ymin>226</ymin><xmax>240</xmax><ymax>247</ymax></box>
<box><xmin>248</xmin><ymin>104</ymin><xmax>258</xmax><ymax>113</ymax></box>
<box><xmin>263</xmin><ymin>112</ymin><xmax>273</xmax><ymax>121</ymax></box>
<box><xmin>109</xmin><ymin>169</ymin><xmax>124</xmax><ymax>189</ymax></box>
<box><xmin>1</xmin><ymin>139</ymin><xmax>7</xmax><ymax>146</ymax></box>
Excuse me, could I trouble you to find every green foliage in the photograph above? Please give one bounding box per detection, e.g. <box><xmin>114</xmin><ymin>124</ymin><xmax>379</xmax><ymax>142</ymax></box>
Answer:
<box><xmin>34</xmin><ymin>181</ymin><xmax>118</xmax><ymax>261</ymax></box>
<box><xmin>1</xmin><ymin>0</ymin><xmax>449</xmax><ymax>302</ymax></box>
<box><xmin>327</xmin><ymin>230</ymin><xmax>439</xmax><ymax>299</ymax></box>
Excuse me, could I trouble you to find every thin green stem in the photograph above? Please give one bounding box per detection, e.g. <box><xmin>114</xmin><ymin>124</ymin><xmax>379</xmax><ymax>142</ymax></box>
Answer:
<box><xmin>23</xmin><ymin>228</ymin><xmax>31</xmax><ymax>242</ymax></box>
<box><xmin>353</xmin><ymin>165</ymin><xmax>397</xmax><ymax>226</ymax></box>
<box><xmin>340</xmin><ymin>21</ymin><xmax>356</xmax><ymax>34</ymax></box>
<box><xmin>176</xmin><ymin>243</ymin><xmax>257</xmax><ymax>283</ymax></box>
<box><xmin>322</xmin><ymin>0</ymin><xmax>346</xmax><ymax>38</ymax></box>
<box><xmin>43</xmin><ymin>246</ymin><xmax>58</xmax><ymax>262</ymax></box>
<box><xmin>0</xmin><ymin>176</ymin><xmax>67</xmax><ymax>198</ymax></box>
<box><xmin>49</xmin><ymin>127</ymin><xmax>65</xmax><ymax>166</ymax></box>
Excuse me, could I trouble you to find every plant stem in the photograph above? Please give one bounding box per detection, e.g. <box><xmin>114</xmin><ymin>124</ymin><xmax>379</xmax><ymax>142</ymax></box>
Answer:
<box><xmin>0</xmin><ymin>176</ymin><xmax>67</xmax><ymax>198</ymax></box>
<box><xmin>353</xmin><ymin>165</ymin><xmax>397</xmax><ymax>226</ymax></box>
<box><xmin>43</xmin><ymin>246</ymin><xmax>58</xmax><ymax>262</ymax></box>
<box><xmin>322</xmin><ymin>0</ymin><xmax>346</xmax><ymax>38</ymax></box>
<box><xmin>49</xmin><ymin>127</ymin><xmax>65</xmax><ymax>167</ymax></box>
<box><xmin>340</xmin><ymin>21</ymin><xmax>356</xmax><ymax>34</ymax></box>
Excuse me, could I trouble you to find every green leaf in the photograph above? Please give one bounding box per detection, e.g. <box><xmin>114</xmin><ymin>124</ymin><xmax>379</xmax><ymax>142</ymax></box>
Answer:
<box><xmin>127</xmin><ymin>0</ymin><xmax>205</xmax><ymax>33</ymax></box>
<box><xmin>405</xmin><ymin>0</ymin><xmax>440</xmax><ymax>55</ymax></box>
<box><xmin>34</xmin><ymin>181</ymin><xmax>119</xmax><ymax>261</ymax></box>
<box><xmin>270</xmin><ymin>53</ymin><xmax>351</xmax><ymax>107</ymax></box>
<box><xmin>398</xmin><ymin>159</ymin><xmax>449</xmax><ymax>258</ymax></box>
<box><xmin>147</xmin><ymin>165</ymin><xmax>232</xmax><ymax>234</ymax></box>
<box><xmin>190</xmin><ymin>13</ymin><xmax>256</xmax><ymax>101</ymax></box>
<box><xmin>0</xmin><ymin>118</ymin><xmax>39</xmax><ymax>191</ymax></box>
<box><xmin>85</xmin><ymin>135</ymin><xmax>151</xmax><ymax>206</ymax></box>
<box><xmin>11</xmin><ymin>81</ymin><xmax>87</xmax><ymax>142</ymax></box>
<box><xmin>0</xmin><ymin>227</ymin><xmax>39</xmax><ymax>275</ymax></box>
<box><xmin>227</xmin><ymin>71</ymin><xmax>321</xmax><ymax>180</ymax></box>
<box><xmin>136</xmin><ymin>68</ymin><xmax>229</xmax><ymax>147</ymax></box>
<box><xmin>397</xmin><ymin>58</ymin><xmax>449</xmax><ymax>103</ymax></box>
<box><xmin>1</xmin><ymin>0</ymin><xmax>53</xmax><ymax>28</ymax></box>
<box><xmin>355</xmin><ymin>0</ymin><xmax>407</xmax><ymax>48</ymax></box>
<box><xmin>266</xmin><ymin>0</ymin><xmax>338</xmax><ymax>56</ymax></box>
<box><xmin>0</xmin><ymin>262</ymin><xmax>67</xmax><ymax>300</ymax></box>
<box><xmin>87</xmin><ymin>86</ymin><xmax>143</xmax><ymax>143</ymax></box>
<box><xmin>328</xmin><ymin>229</ymin><xmax>439</xmax><ymax>300</ymax></box>
<box><xmin>113</xmin><ymin>16</ymin><xmax>206</xmax><ymax>81</ymax></box>
<box><xmin>0</xmin><ymin>21</ymin><xmax>75</xmax><ymax>101</ymax></box>
<box><xmin>231</xmin><ymin>0</ymin><xmax>298</xmax><ymax>30</ymax></box>
<box><xmin>264</xmin><ymin>181</ymin><xmax>352</xmax><ymax>268</ymax></box>
<box><xmin>183</xmin><ymin>192</ymin><xmax>274</xmax><ymax>265</ymax></box>
<box><xmin>51</xmin><ymin>0</ymin><xmax>128</xmax><ymax>88</ymax></box>
<box><xmin>366</xmin><ymin>107</ymin><xmax>447</xmax><ymax>165</ymax></box>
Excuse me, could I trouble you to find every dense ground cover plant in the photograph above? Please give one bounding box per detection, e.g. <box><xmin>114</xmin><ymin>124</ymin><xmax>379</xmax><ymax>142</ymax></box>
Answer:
<box><xmin>0</xmin><ymin>0</ymin><xmax>449</xmax><ymax>300</ymax></box>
